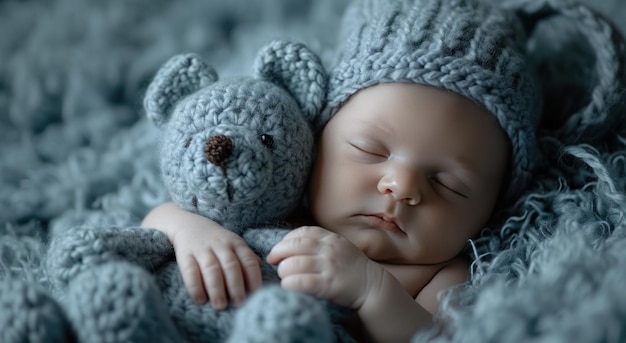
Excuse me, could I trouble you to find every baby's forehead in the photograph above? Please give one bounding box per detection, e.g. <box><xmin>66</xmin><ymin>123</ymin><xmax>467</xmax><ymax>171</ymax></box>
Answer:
<box><xmin>337</xmin><ymin>87</ymin><xmax>509</xmax><ymax>170</ymax></box>
<box><xmin>340</xmin><ymin>83</ymin><xmax>499</xmax><ymax>126</ymax></box>
<box><xmin>324</xmin><ymin>0</ymin><xmax>541</xmax><ymax>203</ymax></box>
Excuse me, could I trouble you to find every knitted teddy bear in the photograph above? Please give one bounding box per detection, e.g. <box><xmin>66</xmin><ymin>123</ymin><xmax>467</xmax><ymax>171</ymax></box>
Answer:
<box><xmin>44</xmin><ymin>40</ymin><xmax>354</xmax><ymax>343</ymax></box>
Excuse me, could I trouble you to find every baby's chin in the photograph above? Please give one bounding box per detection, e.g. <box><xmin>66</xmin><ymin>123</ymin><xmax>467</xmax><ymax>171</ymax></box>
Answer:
<box><xmin>353</xmin><ymin>234</ymin><xmax>451</xmax><ymax>265</ymax></box>
<box><xmin>342</xmin><ymin>227</ymin><xmax>407</xmax><ymax>262</ymax></box>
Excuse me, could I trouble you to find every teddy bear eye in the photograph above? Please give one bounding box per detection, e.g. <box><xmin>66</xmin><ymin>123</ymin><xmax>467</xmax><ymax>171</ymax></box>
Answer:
<box><xmin>260</xmin><ymin>134</ymin><xmax>274</xmax><ymax>149</ymax></box>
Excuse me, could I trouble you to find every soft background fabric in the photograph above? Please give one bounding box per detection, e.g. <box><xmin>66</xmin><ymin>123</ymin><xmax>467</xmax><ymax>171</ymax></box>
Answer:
<box><xmin>1</xmin><ymin>0</ymin><xmax>625</xmax><ymax>342</ymax></box>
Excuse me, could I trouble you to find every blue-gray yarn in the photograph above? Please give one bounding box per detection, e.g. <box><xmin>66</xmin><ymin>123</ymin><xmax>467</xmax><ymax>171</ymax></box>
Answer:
<box><xmin>409</xmin><ymin>1</ymin><xmax>626</xmax><ymax>341</ymax></box>
<box><xmin>324</xmin><ymin>0</ymin><xmax>542</xmax><ymax>203</ymax></box>
<box><xmin>0</xmin><ymin>279</ymin><xmax>74</xmax><ymax>343</ymax></box>
<box><xmin>143</xmin><ymin>40</ymin><xmax>324</xmax><ymax>233</ymax></box>
<box><xmin>510</xmin><ymin>0</ymin><xmax>626</xmax><ymax>145</ymax></box>
<box><xmin>43</xmin><ymin>40</ymin><xmax>356</xmax><ymax>343</ymax></box>
<box><xmin>63</xmin><ymin>261</ymin><xmax>184</xmax><ymax>343</ymax></box>
<box><xmin>228</xmin><ymin>285</ymin><xmax>334</xmax><ymax>343</ymax></box>
<box><xmin>45</xmin><ymin>225</ymin><xmax>354</xmax><ymax>343</ymax></box>
<box><xmin>1</xmin><ymin>1</ymin><xmax>625</xmax><ymax>343</ymax></box>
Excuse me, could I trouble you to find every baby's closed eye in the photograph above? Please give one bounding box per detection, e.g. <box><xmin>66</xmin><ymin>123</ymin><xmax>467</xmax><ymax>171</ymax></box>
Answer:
<box><xmin>348</xmin><ymin>141</ymin><xmax>388</xmax><ymax>161</ymax></box>
<box><xmin>429</xmin><ymin>175</ymin><xmax>468</xmax><ymax>199</ymax></box>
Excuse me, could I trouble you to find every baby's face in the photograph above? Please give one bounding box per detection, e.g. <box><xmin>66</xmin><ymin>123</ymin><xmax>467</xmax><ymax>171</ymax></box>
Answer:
<box><xmin>309</xmin><ymin>83</ymin><xmax>509</xmax><ymax>265</ymax></box>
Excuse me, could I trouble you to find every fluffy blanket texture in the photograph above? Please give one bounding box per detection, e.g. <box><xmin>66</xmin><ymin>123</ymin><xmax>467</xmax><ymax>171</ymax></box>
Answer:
<box><xmin>1</xmin><ymin>0</ymin><xmax>625</xmax><ymax>342</ymax></box>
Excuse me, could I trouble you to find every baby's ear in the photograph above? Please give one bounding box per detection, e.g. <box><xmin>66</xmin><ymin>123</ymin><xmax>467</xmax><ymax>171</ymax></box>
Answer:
<box><xmin>144</xmin><ymin>54</ymin><xmax>218</xmax><ymax>128</ymax></box>
<box><xmin>254</xmin><ymin>40</ymin><xmax>328</xmax><ymax>128</ymax></box>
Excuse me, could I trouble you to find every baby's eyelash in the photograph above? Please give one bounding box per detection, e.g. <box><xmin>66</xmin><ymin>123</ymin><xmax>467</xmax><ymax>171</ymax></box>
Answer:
<box><xmin>431</xmin><ymin>177</ymin><xmax>468</xmax><ymax>199</ymax></box>
<box><xmin>349</xmin><ymin>143</ymin><xmax>386</xmax><ymax>157</ymax></box>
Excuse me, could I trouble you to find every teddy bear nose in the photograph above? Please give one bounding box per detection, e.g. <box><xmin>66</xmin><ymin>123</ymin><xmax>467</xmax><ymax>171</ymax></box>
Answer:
<box><xmin>205</xmin><ymin>135</ymin><xmax>233</xmax><ymax>172</ymax></box>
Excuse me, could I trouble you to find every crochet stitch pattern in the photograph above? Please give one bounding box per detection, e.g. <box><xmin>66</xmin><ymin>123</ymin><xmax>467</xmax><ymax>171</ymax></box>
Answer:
<box><xmin>324</xmin><ymin>0</ymin><xmax>541</xmax><ymax>203</ymax></box>
<box><xmin>0</xmin><ymin>0</ymin><xmax>625</xmax><ymax>342</ymax></box>
<box><xmin>42</xmin><ymin>40</ymin><xmax>354</xmax><ymax>343</ymax></box>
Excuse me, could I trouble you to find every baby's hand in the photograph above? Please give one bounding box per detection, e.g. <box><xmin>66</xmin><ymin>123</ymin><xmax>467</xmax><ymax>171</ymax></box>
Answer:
<box><xmin>267</xmin><ymin>226</ymin><xmax>383</xmax><ymax>310</ymax></box>
<box><xmin>170</xmin><ymin>224</ymin><xmax>262</xmax><ymax>310</ymax></box>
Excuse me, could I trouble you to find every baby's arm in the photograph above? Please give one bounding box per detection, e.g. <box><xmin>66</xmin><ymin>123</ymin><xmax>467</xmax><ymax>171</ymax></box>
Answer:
<box><xmin>415</xmin><ymin>259</ymin><xmax>469</xmax><ymax>314</ymax></box>
<box><xmin>142</xmin><ymin>202</ymin><xmax>262</xmax><ymax>309</ymax></box>
<box><xmin>356</xmin><ymin>269</ymin><xmax>433</xmax><ymax>342</ymax></box>
<box><xmin>267</xmin><ymin>226</ymin><xmax>465</xmax><ymax>342</ymax></box>
<box><xmin>358</xmin><ymin>259</ymin><xmax>468</xmax><ymax>342</ymax></box>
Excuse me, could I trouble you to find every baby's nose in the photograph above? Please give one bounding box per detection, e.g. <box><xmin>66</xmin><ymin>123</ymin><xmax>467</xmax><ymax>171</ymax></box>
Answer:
<box><xmin>205</xmin><ymin>135</ymin><xmax>233</xmax><ymax>174</ymax></box>
<box><xmin>377</xmin><ymin>166</ymin><xmax>423</xmax><ymax>206</ymax></box>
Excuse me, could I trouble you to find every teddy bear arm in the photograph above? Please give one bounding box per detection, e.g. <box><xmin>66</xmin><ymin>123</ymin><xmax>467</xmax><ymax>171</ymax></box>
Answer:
<box><xmin>46</xmin><ymin>225</ymin><xmax>174</xmax><ymax>290</ymax></box>
<box><xmin>241</xmin><ymin>227</ymin><xmax>291</xmax><ymax>261</ymax></box>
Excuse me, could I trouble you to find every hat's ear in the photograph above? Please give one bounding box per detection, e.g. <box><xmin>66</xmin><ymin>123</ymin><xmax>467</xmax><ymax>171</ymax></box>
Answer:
<box><xmin>510</xmin><ymin>0</ymin><xmax>626</xmax><ymax>145</ymax></box>
<box><xmin>254</xmin><ymin>40</ymin><xmax>328</xmax><ymax>129</ymax></box>
<box><xmin>144</xmin><ymin>54</ymin><xmax>218</xmax><ymax>128</ymax></box>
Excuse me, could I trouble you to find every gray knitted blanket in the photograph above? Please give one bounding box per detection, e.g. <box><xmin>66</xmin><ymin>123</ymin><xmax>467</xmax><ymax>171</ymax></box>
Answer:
<box><xmin>1</xmin><ymin>0</ymin><xmax>625</xmax><ymax>342</ymax></box>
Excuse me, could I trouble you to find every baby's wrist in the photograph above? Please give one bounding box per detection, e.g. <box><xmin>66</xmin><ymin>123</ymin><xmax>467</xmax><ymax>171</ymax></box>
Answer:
<box><xmin>356</xmin><ymin>260</ymin><xmax>389</xmax><ymax>310</ymax></box>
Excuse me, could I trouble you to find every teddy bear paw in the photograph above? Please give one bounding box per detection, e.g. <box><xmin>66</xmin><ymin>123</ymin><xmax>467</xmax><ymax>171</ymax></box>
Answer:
<box><xmin>63</xmin><ymin>261</ymin><xmax>183</xmax><ymax>343</ymax></box>
<box><xmin>227</xmin><ymin>285</ymin><xmax>333</xmax><ymax>343</ymax></box>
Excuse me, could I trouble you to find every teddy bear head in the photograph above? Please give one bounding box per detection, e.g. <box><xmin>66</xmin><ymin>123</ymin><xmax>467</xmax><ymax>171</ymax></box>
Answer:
<box><xmin>143</xmin><ymin>41</ymin><xmax>327</xmax><ymax>233</ymax></box>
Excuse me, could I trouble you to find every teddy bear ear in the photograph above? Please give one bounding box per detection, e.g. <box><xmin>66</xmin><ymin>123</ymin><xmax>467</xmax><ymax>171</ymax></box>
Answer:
<box><xmin>144</xmin><ymin>53</ymin><xmax>218</xmax><ymax>128</ymax></box>
<box><xmin>510</xmin><ymin>0</ymin><xmax>626</xmax><ymax>145</ymax></box>
<box><xmin>254</xmin><ymin>40</ymin><xmax>327</xmax><ymax>127</ymax></box>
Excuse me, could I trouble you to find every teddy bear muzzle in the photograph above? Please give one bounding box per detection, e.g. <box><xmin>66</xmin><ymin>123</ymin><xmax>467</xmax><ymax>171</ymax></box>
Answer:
<box><xmin>184</xmin><ymin>130</ymin><xmax>272</xmax><ymax>208</ymax></box>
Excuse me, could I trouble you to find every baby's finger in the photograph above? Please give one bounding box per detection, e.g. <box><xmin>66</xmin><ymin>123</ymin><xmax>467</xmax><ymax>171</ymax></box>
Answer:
<box><xmin>235</xmin><ymin>246</ymin><xmax>262</xmax><ymax>292</ymax></box>
<box><xmin>280</xmin><ymin>273</ymin><xmax>324</xmax><ymax>297</ymax></box>
<box><xmin>276</xmin><ymin>255</ymin><xmax>321</xmax><ymax>279</ymax></box>
<box><xmin>178</xmin><ymin>255</ymin><xmax>208</xmax><ymax>304</ymax></box>
<box><xmin>266</xmin><ymin>236</ymin><xmax>320</xmax><ymax>265</ymax></box>
<box><xmin>198</xmin><ymin>251</ymin><xmax>228</xmax><ymax>310</ymax></box>
<box><xmin>214</xmin><ymin>249</ymin><xmax>246</xmax><ymax>306</ymax></box>
<box><xmin>282</xmin><ymin>226</ymin><xmax>329</xmax><ymax>240</ymax></box>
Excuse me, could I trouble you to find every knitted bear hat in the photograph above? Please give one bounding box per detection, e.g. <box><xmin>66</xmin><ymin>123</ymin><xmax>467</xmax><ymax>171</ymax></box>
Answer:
<box><xmin>323</xmin><ymin>0</ymin><xmax>542</xmax><ymax>203</ymax></box>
